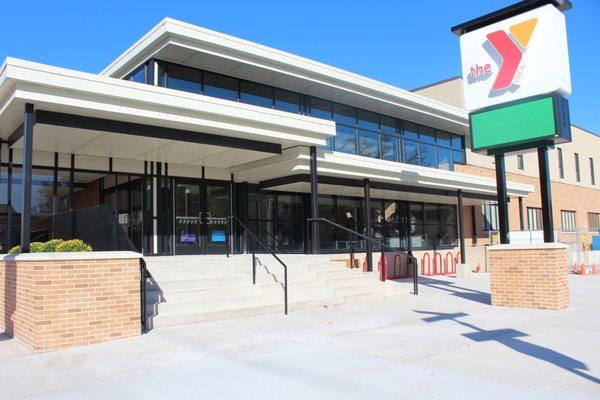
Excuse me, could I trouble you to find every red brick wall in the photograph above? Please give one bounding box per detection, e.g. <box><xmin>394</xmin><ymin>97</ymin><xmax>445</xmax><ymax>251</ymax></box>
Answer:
<box><xmin>0</xmin><ymin>256</ymin><xmax>140</xmax><ymax>352</ymax></box>
<box><xmin>488</xmin><ymin>245</ymin><xmax>569</xmax><ymax>310</ymax></box>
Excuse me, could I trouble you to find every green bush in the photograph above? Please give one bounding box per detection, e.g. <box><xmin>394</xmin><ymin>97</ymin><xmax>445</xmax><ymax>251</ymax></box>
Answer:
<box><xmin>8</xmin><ymin>245</ymin><xmax>22</xmax><ymax>254</ymax></box>
<box><xmin>39</xmin><ymin>239</ymin><xmax>64</xmax><ymax>252</ymax></box>
<box><xmin>30</xmin><ymin>242</ymin><xmax>44</xmax><ymax>253</ymax></box>
<box><xmin>55</xmin><ymin>239</ymin><xmax>92</xmax><ymax>253</ymax></box>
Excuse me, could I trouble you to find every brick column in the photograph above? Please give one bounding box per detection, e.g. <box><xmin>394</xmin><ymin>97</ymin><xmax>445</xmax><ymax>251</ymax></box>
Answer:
<box><xmin>487</xmin><ymin>243</ymin><xmax>569</xmax><ymax>310</ymax></box>
<box><xmin>0</xmin><ymin>252</ymin><xmax>141</xmax><ymax>352</ymax></box>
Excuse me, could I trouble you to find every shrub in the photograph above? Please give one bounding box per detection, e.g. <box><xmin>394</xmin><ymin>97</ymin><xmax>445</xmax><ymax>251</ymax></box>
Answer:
<box><xmin>30</xmin><ymin>242</ymin><xmax>44</xmax><ymax>253</ymax></box>
<box><xmin>8</xmin><ymin>245</ymin><xmax>22</xmax><ymax>254</ymax></box>
<box><xmin>55</xmin><ymin>239</ymin><xmax>92</xmax><ymax>253</ymax></box>
<box><xmin>39</xmin><ymin>239</ymin><xmax>64</xmax><ymax>253</ymax></box>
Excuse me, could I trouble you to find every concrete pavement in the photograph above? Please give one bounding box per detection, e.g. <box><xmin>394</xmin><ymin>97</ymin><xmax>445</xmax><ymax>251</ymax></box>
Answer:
<box><xmin>1</xmin><ymin>274</ymin><xmax>599</xmax><ymax>399</ymax></box>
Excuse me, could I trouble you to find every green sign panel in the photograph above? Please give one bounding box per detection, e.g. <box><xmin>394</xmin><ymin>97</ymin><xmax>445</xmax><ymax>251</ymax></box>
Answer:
<box><xmin>470</xmin><ymin>94</ymin><xmax>571</xmax><ymax>153</ymax></box>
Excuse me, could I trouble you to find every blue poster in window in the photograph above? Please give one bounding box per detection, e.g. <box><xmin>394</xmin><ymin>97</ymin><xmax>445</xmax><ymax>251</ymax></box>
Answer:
<box><xmin>211</xmin><ymin>230</ymin><xmax>226</xmax><ymax>243</ymax></box>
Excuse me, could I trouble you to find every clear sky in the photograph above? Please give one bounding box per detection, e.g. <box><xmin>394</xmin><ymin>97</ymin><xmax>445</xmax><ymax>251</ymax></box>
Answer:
<box><xmin>1</xmin><ymin>0</ymin><xmax>598</xmax><ymax>133</ymax></box>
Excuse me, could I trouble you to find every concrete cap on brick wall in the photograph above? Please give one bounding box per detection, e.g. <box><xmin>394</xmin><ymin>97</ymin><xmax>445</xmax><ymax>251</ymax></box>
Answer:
<box><xmin>487</xmin><ymin>243</ymin><xmax>569</xmax><ymax>251</ymax></box>
<box><xmin>0</xmin><ymin>251</ymin><xmax>142</xmax><ymax>261</ymax></box>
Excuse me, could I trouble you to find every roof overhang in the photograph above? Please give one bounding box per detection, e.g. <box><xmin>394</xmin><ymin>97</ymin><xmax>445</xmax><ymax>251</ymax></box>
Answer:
<box><xmin>101</xmin><ymin>18</ymin><xmax>469</xmax><ymax>136</ymax></box>
<box><xmin>230</xmin><ymin>147</ymin><xmax>535</xmax><ymax>203</ymax></box>
<box><xmin>0</xmin><ymin>58</ymin><xmax>335</xmax><ymax>167</ymax></box>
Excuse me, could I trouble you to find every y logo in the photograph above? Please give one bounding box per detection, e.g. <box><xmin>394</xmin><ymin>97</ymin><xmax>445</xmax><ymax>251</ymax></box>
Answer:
<box><xmin>486</xmin><ymin>18</ymin><xmax>538</xmax><ymax>91</ymax></box>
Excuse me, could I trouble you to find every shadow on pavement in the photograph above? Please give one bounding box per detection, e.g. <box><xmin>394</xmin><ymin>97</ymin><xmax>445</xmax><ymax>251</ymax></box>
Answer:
<box><xmin>417</xmin><ymin>277</ymin><xmax>491</xmax><ymax>305</ymax></box>
<box><xmin>414</xmin><ymin>310</ymin><xmax>600</xmax><ymax>386</ymax></box>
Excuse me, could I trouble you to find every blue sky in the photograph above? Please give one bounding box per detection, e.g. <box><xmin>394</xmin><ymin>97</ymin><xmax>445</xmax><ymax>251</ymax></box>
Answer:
<box><xmin>1</xmin><ymin>0</ymin><xmax>598</xmax><ymax>133</ymax></box>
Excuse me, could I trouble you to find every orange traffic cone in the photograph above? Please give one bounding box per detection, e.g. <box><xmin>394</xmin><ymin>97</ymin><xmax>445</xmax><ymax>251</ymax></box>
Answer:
<box><xmin>475</xmin><ymin>262</ymin><xmax>481</xmax><ymax>273</ymax></box>
<box><xmin>572</xmin><ymin>262</ymin><xmax>579</xmax><ymax>274</ymax></box>
<box><xmin>579</xmin><ymin>263</ymin><xmax>587</xmax><ymax>275</ymax></box>
<box><xmin>592</xmin><ymin>264</ymin><xmax>598</xmax><ymax>275</ymax></box>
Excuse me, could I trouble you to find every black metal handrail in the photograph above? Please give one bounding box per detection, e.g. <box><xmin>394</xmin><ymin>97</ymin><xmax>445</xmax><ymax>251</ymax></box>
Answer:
<box><xmin>228</xmin><ymin>215</ymin><xmax>288</xmax><ymax>314</ymax></box>
<box><xmin>307</xmin><ymin>217</ymin><xmax>419</xmax><ymax>295</ymax></box>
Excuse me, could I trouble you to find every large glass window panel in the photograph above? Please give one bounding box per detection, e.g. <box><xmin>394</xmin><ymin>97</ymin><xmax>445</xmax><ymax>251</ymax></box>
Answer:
<box><xmin>410</xmin><ymin>223</ymin><xmax>425</xmax><ymax>249</ymax></box>
<box><xmin>240</xmin><ymin>81</ymin><xmax>273</xmax><ymax>108</ymax></box>
<box><xmin>370</xmin><ymin>200</ymin><xmax>384</xmax><ymax>224</ymax></box>
<box><xmin>380</xmin><ymin>134</ymin><xmax>398</xmax><ymax>161</ymax></box>
<box><xmin>166</xmin><ymin>65</ymin><xmax>202</xmax><ymax>94</ymax></box>
<box><xmin>129</xmin><ymin>66</ymin><xmax>145</xmax><ymax>84</ymax></box>
<box><xmin>380</xmin><ymin>116</ymin><xmax>397</xmax><ymax>135</ymax></box>
<box><xmin>424</xmin><ymin>204</ymin><xmax>439</xmax><ymax>225</ymax></box>
<box><xmin>358</xmin><ymin>110</ymin><xmax>379</xmax><ymax>131</ymax></box>
<box><xmin>436</xmin><ymin>131</ymin><xmax>451</xmax><ymax>147</ymax></box>
<box><xmin>358</xmin><ymin>129</ymin><xmax>379</xmax><ymax>158</ymax></box>
<box><xmin>437</xmin><ymin>147</ymin><xmax>452</xmax><ymax>170</ymax></box>
<box><xmin>453</xmin><ymin>150</ymin><xmax>464</xmax><ymax>165</ymax></box>
<box><xmin>274</xmin><ymin>89</ymin><xmax>300</xmax><ymax>113</ymax></box>
<box><xmin>425</xmin><ymin>224</ymin><xmax>440</xmax><ymax>248</ymax></box>
<box><xmin>439</xmin><ymin>205</ymin><xmax>456</xmax><ymax>225</ymax></box>
<box><xmin>404</xmin><ymin>140</ymin><xmax>419</xmax><ymax>165</ymax></box>
<box><xmin>335</xmin><ymin>125</ymin><xmax>357</xmax><ymax>154</ymax></box>
<box><xmin>419</xmin><ymin>126</ymin><xmax>436</xmax><ymax>144</ymax></box>
<box><xmin>439</xmin><ymin>225</ymin><xmax>457</xmax><ymax>247</ymax></box>
<box><xmin>384</xmin><ymin>201</ymin><xmax>400</xmax><ymax>224</ymax></box>
<box><xmin>410</xmin><ymin>203</ymin><xmax>424</xmax><ymax>226</ymax></box>
<box><xmin>333</xmin><ymin>103</ymin><xmax>356</xmax><ymax>126</ymax></box>
<box><xmin>318</xmin><ymin>196</ymin><xmax>336</xmax><ymax>250</ymax></box>
<box><xmin>310</xmin><ymin>98</ymin><xmax>332</xmax><ymax>120</ymax></box>
<box><xmin>451</xmin><ymin>134</ymin><xmax>463</xmax><ymax>149</ymax></box>
<box><xmin>403</xmin><ymin>122</ymin><xmax>419</xmax><ymax>141</ymax></box>
<box><xmin>204</xmin><ymin>72</ymin><xmax>238</xmax><ymax>101</ymax></box>
<box><xmin>276</xmin><ymin>194</ymin><xmax>303</xmax><ymax>251</ymax></box>
<box><xmin>419</xmin><ymin>143</ymin><xmax>437</xmax><ymax>168</ymax></box>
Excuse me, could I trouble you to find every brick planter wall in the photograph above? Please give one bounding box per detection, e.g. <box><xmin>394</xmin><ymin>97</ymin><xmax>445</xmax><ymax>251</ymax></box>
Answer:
<box><xmin>488</xmin><ymin>244</ymin><xmax>569</xmax><ymax>310</ymax></box>
<box><xmin>0</xmin><ymin>252</ymin><xmax>142</xmax><ymax>352</ymax></box>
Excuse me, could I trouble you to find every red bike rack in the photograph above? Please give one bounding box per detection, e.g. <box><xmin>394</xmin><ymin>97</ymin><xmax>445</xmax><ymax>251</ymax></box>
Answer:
<box><xmin>421</xmin><ymin>253</ymin><xmax>431</xmax><ymax>276</ymax></box>
<box><xmin>445</xmin><ymin>252</ymin><xmax>455</xmax><ymax>274</ymax></box>
<box><xmin>433</xmin><ymin>252</ymin><xmax>442</xmax><ymax>275</ymax></box>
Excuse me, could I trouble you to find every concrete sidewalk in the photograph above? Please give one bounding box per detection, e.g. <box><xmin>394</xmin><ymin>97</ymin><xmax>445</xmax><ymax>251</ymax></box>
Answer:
<box><xmin>1</xmin><ymin>274</ymin><xmax>599</xmax><ymax>399</ymax></box>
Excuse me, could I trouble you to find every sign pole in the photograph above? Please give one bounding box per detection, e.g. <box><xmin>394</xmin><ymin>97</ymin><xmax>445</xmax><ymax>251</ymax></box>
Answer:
<box><xmin>494</xmin><ymin>153</ymin><xmax>510</xmax><ymax>244</ymax></box>
<box><xmin>538</xmin><ymin>145</ymin><xmax>555</xmax><ymax>242</ymax></box>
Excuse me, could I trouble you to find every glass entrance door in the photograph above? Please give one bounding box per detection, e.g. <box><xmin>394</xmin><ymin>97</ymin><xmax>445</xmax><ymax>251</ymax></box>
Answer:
<box><xmin>174</xmin><ymin>179</ymin><xmax>230</xmax><ymax>255</ymax></box>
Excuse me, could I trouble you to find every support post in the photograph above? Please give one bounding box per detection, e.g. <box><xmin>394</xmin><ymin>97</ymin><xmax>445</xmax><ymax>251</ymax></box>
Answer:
<box><xmin>518</xmin><ymin>197</ymin><xmax>525</xmax><ymax>231</ymax></box>
<box><xmin>457</xmin><ymin>189</ymin><xmax>466</xmax><ymax>264</ymax></box>
<box><xmin>538</xmin><ymin>146</ymin><xmax>555</xmax><ymax>242</ymax></box>
<box><xmin>494</xmin><ymin>153</ymin><xmax>509</xmax><ymax>244</ymax></box>
<box><xmin>229</xmin><ymin>173</ymin><xmax>235</xmax><ymax>256</ymax></box>
<box><xmin>364</xmin><ymin>178</ymin><xmax>373</xmax><ymax>272</ymax></box>
<box><xmin>309</xmin><ymin>146</ymin><xmax>319</xmax><ymax>254</ymax></box>
<box><xmin>6</xmin><ymin>149</ymin><xmax>13</xmax><ymax>250</ymax></box>
<box><xmin>69</xmin><ymin>153</ymin><xmax>75</xmax><ymax>239</ymax></box>
<box><xmin>20</xmin><ymin>104</ymin><xmax>35</xmax><ymax>252</ymax></box>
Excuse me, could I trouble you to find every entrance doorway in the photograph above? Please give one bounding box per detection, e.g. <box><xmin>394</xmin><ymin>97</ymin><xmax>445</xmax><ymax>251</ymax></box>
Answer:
<box><xmin>174</xmin><ymin>179</ymin><xmax>230</xmax><ymax>254</ymax></box>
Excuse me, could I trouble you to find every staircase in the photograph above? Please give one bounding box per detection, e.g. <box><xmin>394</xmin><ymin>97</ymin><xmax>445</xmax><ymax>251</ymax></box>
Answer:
<box><xmin>144</xmin><ymin>254</ymin><xmax>412</xmax><ymax>330</ymax></box>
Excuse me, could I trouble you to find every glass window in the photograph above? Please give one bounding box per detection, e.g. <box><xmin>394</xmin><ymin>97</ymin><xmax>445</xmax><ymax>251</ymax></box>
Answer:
<box><xmin>436</xmin><ymin>131</ymin><xmax>451</xmax><ymax>148</ymax></box>
<box><xmin>404</xmin><ymin>140</ymin><xmax>419</xmax><ymax>165</ymax></box>
<box><xmin>419</xmin><ymin>143</ymin><xmax>437</xmax><ymax>168</ymax></box>
<box><xmin>380</xmin><ymin>134</ymin><xmax>398</xmax><ymax>161</ymax></box>
<box><xmin>437</xmin><ymin>147</ymin><xmax>452</xmax><ymax>170</ymax></box>
<box><xmin>424</xmin><ymin>204</ymin><xmax>439</xmax><ymax>225</ymax></box>
<box><xmin>380</xmin><ymin>116</ymin><xmax>397</xmax><ymax>135</ymax></box>
<box><xmin>240</xmin><ymin>81</ymin><xmax>273</xmax><ymax>108</ymax></box>
<box><xmin>274</xmin><ymin>89</ymin><xmax>300</xmax><ymax>113</ymax></box>
<box><xmin>482</xmin><ymin>204</ymin><xmax>499</xmax><ymax>231</ymax></box>
<box><xmin>517</xmin><ymin>154</ymin><xmax>524</xmax><ymax>170</ymax></box>
<box><xmin>409</xmin><ymin>203</ymin><xmax>424</xmax><ymax>226</ymax></box>
<box><xmin>527</xmin><ymin>207</ymin><xmax>543</xmax><ymax>230</ymax></box>
<box><xmin>358</xmin><ymin>110</ymin><xmax>379</xmax><ymax>131</ymax></box>
<box><xmin>166</xmin><ymin>65</ymin><xmax>202</xmax><ymax>94</ymax></box>
<box><xmin>588</xmin><ymin>212</ymin><xmax>600</xmax><ymax>230</ymax></box>
<box><xmin>129</xmin><ymin>66</ymin><xmax>145</xmax><ymax>84</ymax></box>
<box><xmin>335</xmin><ymin>125</ymin><xmax>357</xmax><ymax>154</ymax></box>
<box><xmin>403</xmin><ymin>122</ymin><xmax>419</xmax><ymax>141</ymax></box>
<box><xmin>425</xmin><ymin>224</ymin><xmax>440</xmax><ymax>248</ymax></box>
<box><xmin>451</xmin><ymin>134</ymin><xmax>463</xmax><ymax>149</ymax></box>
<box><xmin>453</xmin><ymin>150</ymin><xmax>464</xmax><ymax>165</ymax></box>
<box><xmin>590</xmin><ymin>157</ymin><xmax>595</xmax><ymax>186</ymax></box>
<box><xmin>204</xmin><ymin>72</ymin><xmax>238</xmax><ymax>101</ymax></box>
<box><xmin>575</xmin><ymin>153</ymin><xmax>580</xmax><ymax>182</ymax></box>
<box><xmin>419</xmin><ymin>126</ymin><xmax>436</xmax><ymax>144</ymax></box>
<box><xmin>333</xmin><ymin>103</ymin><xmax>356</xmax><ymax>126</ymax></box>
<box><xmin>561</xmin><ymin>210</ymin><xmax>576</xmax><ymax>232</ymax></box>
<box><xmin>439</xmin><ymin>205</ymin><xmax>456</xmax><ymax>225</ymax></box>
<box><xmin>310</xmin><ymin>98</ymin><xmax>332</xmax><ymax>120</ymax></box>
<box><xmin>558</xmin><ymin>148</ymin><xmax>564</xmax><ymax>179</ymax></box>
<box><xmin>439</xmin><ymin>225</ymin><xmax>457</xmax><ymax>247</ymax></box>
<box><xmin>358</xmin><ymin>130</ymin><xmax>379</xmax><ymax>158</ymax></box>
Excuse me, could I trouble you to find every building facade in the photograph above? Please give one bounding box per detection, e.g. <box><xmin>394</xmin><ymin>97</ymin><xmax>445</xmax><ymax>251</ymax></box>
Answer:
<box><xmin>1</xmin><ymin>18</ymin><xmax>594</xmax><ymax>269</ymax></box>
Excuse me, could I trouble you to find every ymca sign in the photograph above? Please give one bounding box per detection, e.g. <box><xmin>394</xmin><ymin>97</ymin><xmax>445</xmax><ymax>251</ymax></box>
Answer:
<box><xmin>459</xmin><ymin>4</ymin><xmax>571</xmax><ymax>111</ymax></box>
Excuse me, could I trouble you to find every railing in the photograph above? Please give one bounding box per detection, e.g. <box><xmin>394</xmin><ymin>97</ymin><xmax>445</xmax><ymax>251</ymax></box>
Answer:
<box><xmin>228</xmin><ymin>215</ymin><xmax>289</xmax><ymax>315</ymax></box>
<box><xmin>307</xmin><ymin>217</ymin><xmax>419</xmax><ymax>295</ymax></box>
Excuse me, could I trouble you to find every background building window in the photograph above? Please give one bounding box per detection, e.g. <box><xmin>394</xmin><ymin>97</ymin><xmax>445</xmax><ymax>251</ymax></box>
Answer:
<box><xmin>575</xmin><ymin>153</ymin><xmax>580</xmax><ymax>182</ymax></box>
<box><xmin>588</xmin><ymin>212</ymin><xmax>600</xmax><ymax>230</ymax></box>
<box><xmin>590</xmin><ymin>157</ymin><xmax>595</xmax><ymax>186</ymax></box>
<box><xmin>482</xmin><ymin>203</ymin><xmax>499</xmax><ymax>231</ymax></box>
<box><xmin>517</xmin><ymin>154</ymin><xmax>524</xmax><ymax>170</ymax></box>
<box><xmin>527</xmin><ymin>207</ymin><xmax>543</xmax><ymax>230</ymax></box>
<box><xmin>561</xmin><ymin>210</ymin><xmax>576</xmax><ymax>232</ymax></box>
<box><xmin>557</xmin><ymin>148</ymin><xmax>564</xmax><ymax>179</ymax></box>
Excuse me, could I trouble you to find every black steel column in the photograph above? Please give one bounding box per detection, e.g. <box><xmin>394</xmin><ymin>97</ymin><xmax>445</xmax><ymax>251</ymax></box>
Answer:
<box><xmin>156</xmin><ymin>162</ymin><xmax>162</xmax><ymax>254</ymax></box>
<box><xmin>52</xmin><ymin>153</ymin><xmax>59</xmax><ymax>215</ymax></box>
<box><xmin>364</xmin><ymin>178</ymin><xmax>373</xmax><ymax>272</ymax></box>
<box><xmin>20</xmin><ymin>103</ymin><xmax>35</xmax><ymax>252</ymax></box>
<box><xmin>457</xmin><ymin>190</ymin><xmax>466</xmax><ymax>264</ymax></box>
<box><xmin>495</xmin><ymin>153</ymin><xmax>509</xmax><ymax>244</ymax></box>
<box><xmin>229</xmin><ymin>173</ymin><xmax>235</xmax><ymax>256</ymax></box>
<box><xmin>69</xmin><ymin>153</ymin><xmax>75</xmax><ymax>239</ymax></box>
<box><xmin>309</xmin><ymin>146</ymin><xmax>319</xmax><ymax>254</ymax></box>
<box><xmin>518</xmin><ymin>197</ymin><xmax>525</xmax><ymax>231</ymax></box>
<box><xmin>538</xmin><ymin>146</ymin><xmax>555</xmax><ymax>242</ymax></box>
<box><xmin>6</xmin><ymin>148</ymin><xmax>13</xmax><ymax>250</ymax></box>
